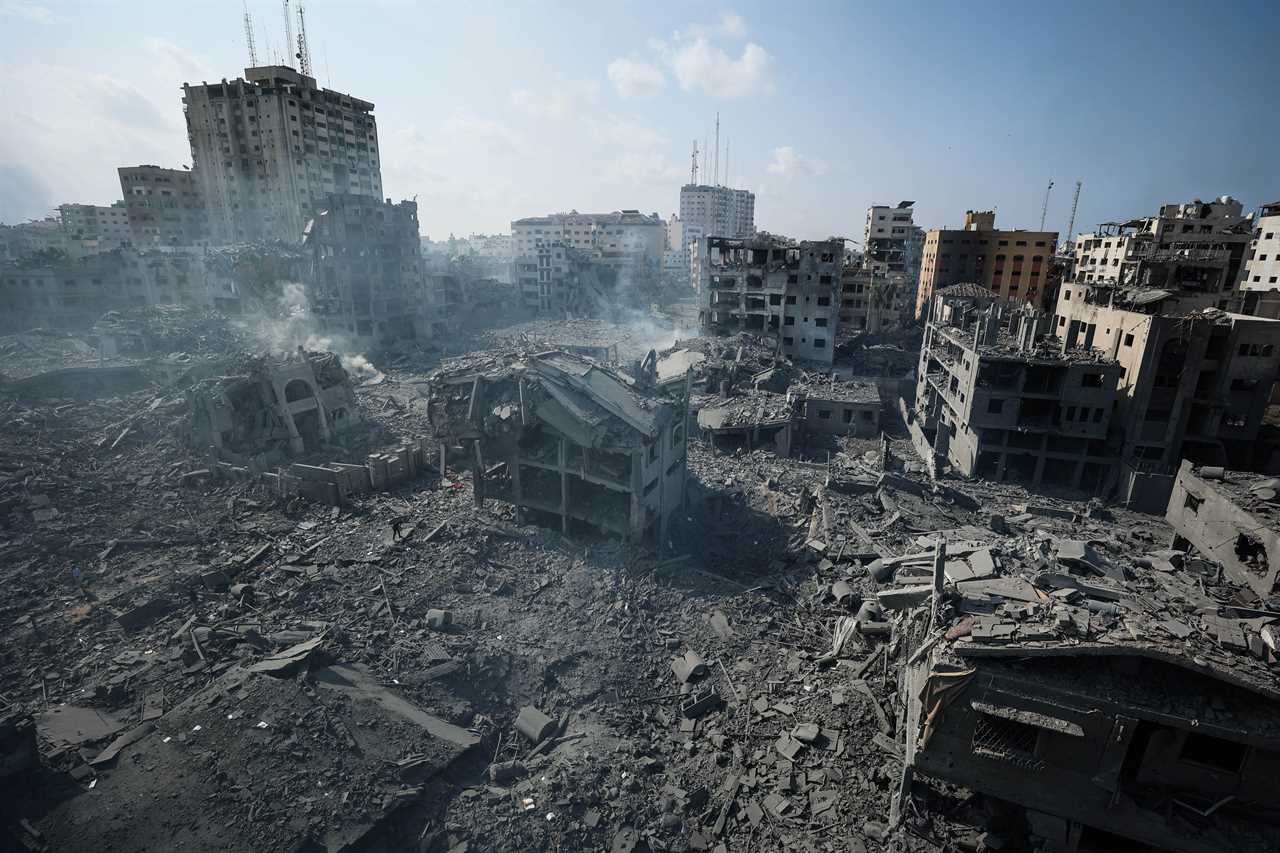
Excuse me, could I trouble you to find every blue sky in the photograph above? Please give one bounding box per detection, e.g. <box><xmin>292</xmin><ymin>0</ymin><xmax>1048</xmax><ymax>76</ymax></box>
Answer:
<box><xmin>1</xmin><ymin>0</ymin><xmax>1277</xmax><ymax>241</ymax></box>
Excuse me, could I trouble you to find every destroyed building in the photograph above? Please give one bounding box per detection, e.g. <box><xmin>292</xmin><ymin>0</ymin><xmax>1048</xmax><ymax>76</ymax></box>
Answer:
<box><xmin>428</xmin><ymin>351</ymin><xmax>687</xmax><ymax>544</ymax></box>
<box><xmin>117</xmin><ymin>165</ymin><xmax>209</xmax><ymax>247</ymax></box>
<box><xmin>916</xmin><ymin>285</ymin><xmax>1124</xmax><ymax>490</ymax></box>
<box><xmin>698</xmin><ymin>235</ymin><xmax>844</xmax><ymax>365</ymax></box>
<box><xmin>304</xmin><ymin>194</ymin><xmax>434</xmax><ymax>348</ymax></box>
<box><xmin>838</xmin><ymin>267</ymin><xmax>913</xmax><ymax>337</ymax></box>
<box><xmin>1239</xmin><ymin>200</ymin><xmax>1280</xmax><ymax>318</ymax></box>
<box><xmin>896</xmin><ymin>514</ymin><xmax>1280</xmax><ymax>853</ymax></box>
<box><xmin>1071</xmin><ymin>196</ymin><xmax>1252</xmax><ymax>312</ymax></box>
<box><xmin>1055</xmin><ymin>280</ymin><xmax>1280</xmax><ymax>508</ymax></box>
<box><xmin>1166</xmin><ymin>461</ymin><xmax>1280</xmax><ymax>599</ymax></box>
<box><xmin>186</xmin><ymin>350</ymin><xmax>361</xmax><ymax>457</ymax></box>
<box><xmin>863</xmin><ymin>201</ymin><xmax>924</xmax><ymax>280</ymax></box>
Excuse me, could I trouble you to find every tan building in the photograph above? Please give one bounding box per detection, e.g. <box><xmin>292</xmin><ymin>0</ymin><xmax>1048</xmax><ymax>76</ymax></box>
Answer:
<box><xmin>915</xmin><ymin>210</ymin><xmax>1057</xmax><ymax>319</ymax></box>
<box><xmin>183</xmin><ymin>65</ymin><xmax>382</xmax><ymax>244</ymax></box>
<box><xmin>511</xmin><ymin>210</ymin><xmax>665</xmax><ymax>265</ymax></box>
<box><xmin>118</xmin><ymin>165</ymin><xmax>208</xmax><ymax>247</ymax></box>
<box><xmin>57</xmin><ymin>203</ymin><xmax>132</xmax><ymax>249</ymax></box>
<box><xmin>1240</xmin><ymin>200</ymin><xmax>1280</xmax><ymax>318</ymax></box>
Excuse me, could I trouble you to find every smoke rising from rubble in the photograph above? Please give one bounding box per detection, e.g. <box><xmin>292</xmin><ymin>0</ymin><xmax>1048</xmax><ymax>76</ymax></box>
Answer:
<box><xmin>243</xmin><ymin>282</ymin><xmax>383</xmax><ymax>382</ymax></box>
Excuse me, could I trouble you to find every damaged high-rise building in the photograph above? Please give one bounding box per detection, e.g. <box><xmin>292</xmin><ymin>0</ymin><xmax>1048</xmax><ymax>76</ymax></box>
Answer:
<box><xmin>698</xmin><ymin>236</ymin><xmax>844</xmax><ymax>365</ymax></box>
<box><xmin>1239</xmin><ymin>200</ymin><xmax>1280</xmax><ymax>318</ymax></box>
<box><xmin>427</xmin><ymin>351</ymin><xmax>687</xmax><ymax>545</ymax></box>
<box><xmin>183</xmin><ymin>65</ymin><xmax>383</xmax><ymax>244</ymax></box>
<box><xmin>303</xmin><ymin>194</ymin><xmax>433</xmax><ymax>348</ymax></box>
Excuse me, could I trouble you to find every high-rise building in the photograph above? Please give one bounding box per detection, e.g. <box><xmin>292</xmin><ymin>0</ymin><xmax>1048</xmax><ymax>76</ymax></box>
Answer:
<box><xmin>118</xmin><ymin>165</ymin><xmax>208</xmax><ymax>247</ymax></box>
<box><xmin>510</xmin><ymin>210</ymin><xmax>665</xmax><ymax>263</ymax></box>
<box><xmin>183</xmin><ymin>65</ymin><xmax>382</xmax><ymax>244</ymax></box>
<box><xmin>863</xmin><ymin>202</ymin><xmax>924</xmax><ymax>279</ymax></box>
<box><xmin>679</xmin><ymin>184</ymin><xmax>755</xmax><ymax>251</ymax></box>
<box><xmin>915</xmin><ymin>211</ymin><xmax>1058</xmax><ymax>319</ymax></box>
<box><xmin>1238</xmin><ymin>200</ymin><xmax>1280</xmax><ymax>318</ymax></box>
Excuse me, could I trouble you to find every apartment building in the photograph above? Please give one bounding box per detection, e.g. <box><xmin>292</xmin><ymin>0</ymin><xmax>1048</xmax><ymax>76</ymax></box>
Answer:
<box><xmin>1054</xmin><ymin>279</ymin><xmax>1280</xmax><ymax>508</ymax></box>
<box><xmin>698</xmin><ymin>236</ymin><xmax>843</xmax><ymax>365</ymax></box>
<box><xmin>510</xmin><ymin>210</ymin><xmax>665</xmax><ymax>265</ymax></box>
<box><xmin>1239</xmin><ymin>200</ymin><xmax>1280</xmax><ymax>318</ymax></box>
<box><xmin>837</xmin><ymin>268</ymin><xmax>913</xmax><ymax>336</ymax></box>
<box><xmin>915</xmin><ymin>285</ymin><xmax>1123</xmax><ymax>491</ymax></box>
<box><xmin>863</xmin><ymin>201</ymin><xmax>924</xmax><ymax>280</ymax></box>
<box><xmin>915</xmin><ymin>211</ymin><xmax>1057</xmax><ymax>318</ymax></box>
<box><xmin>514</xmin><ymin>241</ymin><xmax>612</xmax><ymax>315</ymax></box>
<box><xmin>183</xmin><ymin>65</ymin><xmax>382</xmax><ymax>244</ymax></box>
<box><xmin>57</xmin><ymin>203</ymin><xmax>132</xmax><ymax>249</ymax></box>
<box><xmin>0</xmin><ymin>218</ymin><xmax>67</xmax><ymax>262</ymax></box>
<box><xmin>303</xmin><ymin>194</ymin><xmax>429</xmax><ymax>347</ymax></box>
<box><xmin>679</xmin><ymin>184</ymin><xmax>755</xmax><ymax>251</ymax></box>
<box><xmin>1071</xmin><ymin>196</ymin><xmax>1251</xmax><ymax>314</ymax></box>
<box><xmin>118</xmin><ymin>165</ymin><xmax>208</xmax><ymax>247</ymax></box>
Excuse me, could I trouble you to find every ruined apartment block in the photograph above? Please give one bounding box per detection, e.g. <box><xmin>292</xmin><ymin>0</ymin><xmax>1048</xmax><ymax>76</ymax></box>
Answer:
<box><xmin>1055</xmin><ymin>281</ymin><xmax>1280</xmax><ymax>509</ymax></box>
<box><xmin>863</xmin><ymin>201</ymin><xmax>924</xmax><ymax>280</ymax></box>
<box><xmin>1167</xmin><ymin>461</ymin><xmax>1280</xmax><ymax>599</ymax></box>
<box><xmin>916</xmin><ymin>285</ymin><xmax>1123</xmax><ymax>490</ymax></box>
<box><xmin>428</xmin><ymin>352</ymin><xmax>687</xmax><ymax>545</ymax></box>
<box><xmin>187</xmin><ymin>351</ymin><xmax>361</xmax><ymax>457</ymax></box>
<box><xmin>304</xmin><ymin>194</ymin><xmax>432</xmax><ymax>347</ymax></box>
<box><xmin>118</xmin><ymin>165</ymin><xmax>208</xmax><ymax>247</ymax></box>
<box><xmin>699</xmin><ymin>236</ymin><xmax>843</xmax><ymax>365</ymax></box>
<box><xmin>1071</xmin><ymin>196</ymin><xmax>1252</xmax><ymax>314</ymax></box>
<box><xmin>838</xmin><ymin>267</ymin><xmax>913</xmax><ymax>336</ymax></box>
<box><xmin>57</xmin><ymin>202</ymin><xmax>133</xmax><ymax>251</ymax></box>
<box><xmin>1240</xmin><ymin>200</ymin><xmax>1280</xmax><ymax>318</ymax></box>
<box><xmin>515</xmin><ymin>241</ymin><xmax>608</xmax><ymax>315</ymax></box>
<box><xmin>183</xmin><ymin>65</ymin><xmax>382</xmax><ymax>244</ymax></box>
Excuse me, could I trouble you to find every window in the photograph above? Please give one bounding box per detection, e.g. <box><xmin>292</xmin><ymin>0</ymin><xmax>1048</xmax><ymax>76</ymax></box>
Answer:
<box><xmin>818</xmin><ymin>409</ymin><xmax>832</xmax><ymax>420</ymax></box>
<box><xmin>842</xmin><ymin>409</ymin><xmax>853</xmax><ymax>423</ymax></box>
<box><xmin>816</xmin><ymin>296</ymin><xmax>831</xmax><ymax>306</ymax></box>
<box><xmin>1124</xmin><ymin>333</ymin><xmax>1134</xmax><ymax>347</ymax></box>
<box><xmin>783</xmin><ymin>336</ymin><xmax>794</xmax><ymax>346</ymax></box>
<box><xmin>1183</xmin><ymin>492</ymin><xmax>1203</xmax><ymax>513</ymax></box>
<box><xmin>815</xmin><ymin>318</ymin><xmax>828</xmax><ymax>327</ymax></box>
<box><xmin>1081</xmin><ymin>373</ymin><xmax>1103</xmax><ymax>388</ymax></box>
<box><xmin>972</xmin><ymin>713</ymin><xmax>1041</xmax><ymax>770</ymax></box>
<box><xmin>1179</xmin><ymin>732</ymin><xmax>1247</xmax><ymax>773</ymax></box>
<box><xmin>785</xmin><ymin>295</ymin><xmax>796</xmax><ymax>305</ymax></box>
<box><xmin>1063</xmin><ymin>290</ymin><xmax>1071</xmax><ymax>301</ymax></box>
<box><xmin>987</xmin><ymin>399</ymin><xmax>1004</xmax><ymax>414</ymax></box>
<box><xmin>814</xmin><ymin>338</ymin><xmax>826</xmax><ymax>349</ymax></box>
<box><xmin>784</xmin><ymin>316</ymin><xmax>796</xmax><ymax>326</ymax></box>
<box><xmin>1092</xmin><ymin>408</ymin><xmax>1103</xmax><ymax>423</ymax></box>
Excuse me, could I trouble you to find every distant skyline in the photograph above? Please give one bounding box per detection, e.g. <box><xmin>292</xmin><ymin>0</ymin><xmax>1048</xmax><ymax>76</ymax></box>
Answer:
<box><xmin>1</xmin><ymin>0</ymin><xmax>1278</xmax><ymax>242</ymax></box>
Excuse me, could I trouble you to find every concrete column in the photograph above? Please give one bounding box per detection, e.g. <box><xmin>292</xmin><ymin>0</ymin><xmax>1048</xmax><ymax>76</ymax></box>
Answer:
<box><xmin>558</xmin><ymin>438</ymin><xmax>569</xmax><ymax>534</ymax></box>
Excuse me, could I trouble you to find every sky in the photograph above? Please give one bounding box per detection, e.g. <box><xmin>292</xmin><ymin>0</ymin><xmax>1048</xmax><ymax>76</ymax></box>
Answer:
<box><xmin>2</xmin><ymin>0</ymin><xmax>1278</xmax><ymax>242</ymax></box>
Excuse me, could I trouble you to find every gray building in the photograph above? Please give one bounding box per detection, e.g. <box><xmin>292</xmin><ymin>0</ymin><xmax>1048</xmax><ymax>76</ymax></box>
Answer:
<box><xmin>183</xmin><ymin>65</ymin><xmax>382</xmax><ymax>244</ymax></box>
<box><xmin>118</xmin><ymin>165</ymin><xmax>208</xmax><ymax>247</ymax></box>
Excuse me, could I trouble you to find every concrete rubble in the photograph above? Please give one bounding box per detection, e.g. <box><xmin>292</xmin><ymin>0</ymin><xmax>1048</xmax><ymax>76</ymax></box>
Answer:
<box><xmin>0</xmin><ymin>310</ymin><xmax>1279</xmax><ymax>853</ymax></box>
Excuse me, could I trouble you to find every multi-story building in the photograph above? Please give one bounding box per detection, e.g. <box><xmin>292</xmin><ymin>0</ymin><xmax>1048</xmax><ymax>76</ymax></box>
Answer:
<box><xmin>915</xmin><ymin>285</ymin><xmax>1123</xmax><ymax>491</ymax></box>
<box><xmin>57</xmin><ymin>203</ymin><xmax>132</xmax><ymax>249</ymax></box>
<box><xmin>183</xmin><ymin>65</ymin><xmax>382</xmax><ymax>244</ymax></box>
<box><xmin>679</xmin><ymin>183</ymin><xmax>755</xmax><ymax>279</ymax></box>
<box><xmin>915</xmin><ymin>211</ymin><xmax>1058</xmax><ymax>318</ymax></box>
<box><xmin>515</xmin><ymin>241</ymin><xmax>610</xmax><ymax>315</ymax></box>
<box><xmin>698</xmin><ymin>236</ymin><xmax>843</xmax><ymax>365</ymax></box>
<box><xmin>0</xmin><ymin>217</ymin><xmax>67</xmax><ymax>262</ymax></box>
<box><xmin>863</xmin><ymin>201</ymin><xmax>924</xmax><ymax>280</ymax></box>
<box><xmin>510</xmin><ymin>210</ymin><xmax>665</xmax><ymax>265</ymax></box>
<box><xmin>1054</xmin><ymin>278</ymin><xmax>1280</xmax><ymax>509</ymax></box>
<box><xmin>837</xmin><ymin>268</ymin><xmax>913</xmax><ymax>337</ymax></box>
<box><xmin>118</xmin><ymin>165</ymin><xmax>208</xmax><ymax>247</ymax></box>
<box><xmin>1239</xmin><ymin>200</ymin><xmax>1280</xmax><ymax>318</ymax></box>
<box><xmin>303</xmin><ymin>194</ymin><xmax>430</xmax><ymax>347</ymax></box>
<box><xmin>1071</xmin><ymin>196</ymin><xmax>1251</xmax><ymax>314</ymax></box>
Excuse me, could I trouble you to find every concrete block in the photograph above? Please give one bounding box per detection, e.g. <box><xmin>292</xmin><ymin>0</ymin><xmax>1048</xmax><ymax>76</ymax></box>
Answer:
<box><xmin>876</xmin><ymin>584</ymin><xmax>933</xmax><ymax>611</ymax></box>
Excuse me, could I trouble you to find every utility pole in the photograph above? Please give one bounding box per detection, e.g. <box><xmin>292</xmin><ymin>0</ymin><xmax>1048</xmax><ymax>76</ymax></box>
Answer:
<box><xmin>1039</xmin><ymin>179</ymin><xmax>1054</xmax><ymax>231</ymax></box>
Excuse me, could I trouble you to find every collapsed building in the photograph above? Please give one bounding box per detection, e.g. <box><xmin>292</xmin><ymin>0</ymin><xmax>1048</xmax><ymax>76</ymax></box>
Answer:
<box><xmin>697</xmin><ymin>236</ymin><xmax>844</xmax><ymax>365</ymax></box>
<box><xmin>838</xmin><ymin>267</ymin><xmax>914</xmax><ymax>337</ymax></box>
<box><xmin>186</xmin><ymin>350</ymin><xmax>361</xmax><ymax>457</ymax></box>
<box><xmin>916</xmin><ymin>285</ymin><xmax>1124</xmax><ymax>491</ymax></box>
<box><xmin>427</xmin><ymin>351</ymin><xmax>687</xmax><ymax>545</ymax></box>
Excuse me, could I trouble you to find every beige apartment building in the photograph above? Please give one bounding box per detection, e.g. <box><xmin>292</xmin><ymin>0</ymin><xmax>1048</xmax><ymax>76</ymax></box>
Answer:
<box><xmin>118</xmin><ymin>165</ymin><xmax>208</xmax><ymax>247</ymax></box>
<box><xmin>183</xmin><ymin>65</ymin><xmax>382</xmax><ymax>244</ymax></box>
<box><xmin>914</xmin><ymin>210</ymin><xmax>1057</xmax><ymax>319</ymax></box>
<box><xmin>1240</xmin><ymin>200</ymin><xmax>1280</xmax><ymax>318</ymax></box>
<box><xmin>510</xmin><ymin>210</ymin><xmax>665</xmax><ymax>265</ymax></box>
<box><xmin>57</xmin><ymin>203</ymin><xmax>132</xmax><ymax>250</ymax></box>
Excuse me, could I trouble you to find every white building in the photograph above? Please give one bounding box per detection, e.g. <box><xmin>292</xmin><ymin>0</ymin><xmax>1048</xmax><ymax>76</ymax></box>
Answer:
<box><xmin>510</xmin><ymin>210</ymin><xmax>665</xmax><ymax>266</ymax></box>
<box><xmin>863</xmin><ymin>202</ymin><xmax>923</xmax><ymax>279</ymax></box>
<box><xmin>57</xmin><ymin>203</ymin><xmax>132</xmax><ymax>249</ymax></box>
<box><xmin>1240</xmin><ymin>200</ymin><xmax>1280</xmax><ymax>318</ymax></box>
<box><xmin>679</xmin><ymin>184</ymin><xmax>755</xmax><ymax>249</ymax></box>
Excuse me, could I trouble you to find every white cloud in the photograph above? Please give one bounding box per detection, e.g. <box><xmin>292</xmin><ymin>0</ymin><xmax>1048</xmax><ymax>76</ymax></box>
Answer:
<box><xmin>607</xmin><ymin>57</ymin><xmax>665</xmax><ymax>99</ymax></box>
<box><xmin>0</xmin><ymin>0</ymin><xmax>52</xmax><ymax>22</ymax></box>
<box><xmin>766</xmin><ymin>146</ymin><xmax>828</xmax><ymax>179</ymax></box>
<box><xmin>648</xmin><ymin>14</ymin><xmax>773</xmax><ymax>99</ymax></box>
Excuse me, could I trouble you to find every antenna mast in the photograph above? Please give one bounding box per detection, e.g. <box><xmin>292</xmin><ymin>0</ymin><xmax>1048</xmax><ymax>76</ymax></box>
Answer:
<box><xmin>282</xmin><ymin>0</ymin><xmax>295</xmax><ymax>70</ymax></box>
<box><xmin>1039</xmin><ymin>179</ymin><xmax>1054</xmax><ymax>231</ymax></box>
<box><xmin>725</xmin><ymin>139</ymin><xmax>730</xmax><ymax>188</ymax></box>
<box><xmin>296</xmin><ymin>1</ymin><xmax>312</xmax><ymax>76</ymax></box>
<box><xmin>1064</xmin><ymin>180</ymin><xmax>1082</xmax><ymax>250</ymax></box>
<box><xmin>690</xmin><ymin>140</ymin><xmax>699</xmax><ymax>185</ymax></box>
<box><xmin>243</xmin><ymin>1</ymin><xmax>259</xmax><ymax>66</ymax></box>
<box><xmin>713</xmin><ymin>112</ymin><xmax>720</xmax><ymax>186</ymax></box>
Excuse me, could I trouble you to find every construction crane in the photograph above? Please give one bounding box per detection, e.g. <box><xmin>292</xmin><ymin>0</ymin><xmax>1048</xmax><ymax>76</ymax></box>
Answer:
<box><xmin>282</xmin><ymin>0</ymin><xmax>295</xmax><ymax>70</ymax></box>
<box><xmin>243</xmin><ymin>1</ymin><xmax>258</xmax><ymax>66</ymax></box>
<box><xmin>1039</xmin><ymin>179</ymin><xmax>1054</xmax><ymax>231</ymax></box>
<box><xmin>296</xmin><ymin>1</ymin><xmax>313</xmax><ymax>76</ymax></box>
<box><xmin>1063</xmin><ymin>180</ymin><xmax>1083</xmax><ymax>251</ymax></box>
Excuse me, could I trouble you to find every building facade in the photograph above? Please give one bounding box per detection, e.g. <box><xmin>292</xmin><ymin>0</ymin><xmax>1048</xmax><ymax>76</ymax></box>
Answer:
<box><xmin>698</xmin><ymin>236</ymin><xmax>843</xmax><ymax>365</ymax></box>
<box><xmin>303</xmin><ymin>194</ymin><xmax>429</xmax><ymax>347</ymax></box>
<box><xmin>1239</xmin><ymin>200</ymin><xmax>1280</xmax><ymax>318</ymax></box>
<box><xmin>1071</xmin><ymin>196</ymin><xmax>1250</xmax><ymax>314</ymax></box>
<box><xmin>838</xmin><ymin>267</ymin><xmax>914</xmax><ymax>337</ymax></box>
<box><xmin>183</xmin><ymin>65</ymin><xmax>382</xmax><ymax>244</ymax></box>
<box><xmin>679</xmin><ymin>183</ymin><xmax>755</xmax><ymax>282</ymax></box>
<box><xmin>118</xmin><ymin>165</ymin><xmax>208</xmax><ymax>247</ymax></box>
<box><xmin>57</xmin><ymin>203</ymin><xmax>132</xmax><ymax>250</ymax></box>
<box><xmin>863</xmin><ymin>201</ymin><xmax>924</xmax><ymax>280</ymax></box>
<box><xmin>915</xmin><ymin>210</ymin><xmax>1058</xmax><ymax>318</ymax></box>
<box><xmin>511</xmin><ymin>210</ymin><xmax>665</xmax><ymax>265</ymax></box>
<box><xmin>915</xmin><ymin>286</ymin><xmax>1123</xmax><ymax>491</ymax></box>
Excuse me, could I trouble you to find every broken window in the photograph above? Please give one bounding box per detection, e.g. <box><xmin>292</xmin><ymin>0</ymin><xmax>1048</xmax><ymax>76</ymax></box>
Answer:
<box><xmin>1183</xmin><ymin>492</ymin><xmax>1203</xmax><ymax>513</ymax></box>
<box><xmin>987</xmin><ymin>399</ymin><xmax>1004</xmax><ymax>414</ymax></box>
<box><xmin>972</xmin><ymin>712</ymin><xmax>1043</xmax><ymax>770</ymax></box>
<box><xmin>1179</xmin><ymin>731</ymin><xmax>1248</xmax><ymax>773</ymax></box>
<box><xmin>1235</xmin><ymin>532</ymin><xmax>1270</xmax><ymax>576</ymax></box>
<box><xmin>1081</xmin><ymin>373</ymin><xmax>1103</xmax><ymax>388</ymax></box>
